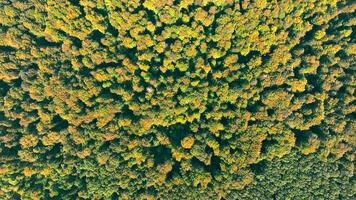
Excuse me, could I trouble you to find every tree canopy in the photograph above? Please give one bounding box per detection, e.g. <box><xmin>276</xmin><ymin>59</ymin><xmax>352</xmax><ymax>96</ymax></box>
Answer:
<box><xmin>0</xmin><ymin>0</ymin><xmax>355</xmax><ymax>199</ymax></box>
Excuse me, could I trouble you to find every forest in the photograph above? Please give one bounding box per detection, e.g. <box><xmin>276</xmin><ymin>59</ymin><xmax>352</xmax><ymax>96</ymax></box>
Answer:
<box><xmin>0</xmin><ymin>0</ymin><xmax>355</xmax><ymax>199</ymax></box>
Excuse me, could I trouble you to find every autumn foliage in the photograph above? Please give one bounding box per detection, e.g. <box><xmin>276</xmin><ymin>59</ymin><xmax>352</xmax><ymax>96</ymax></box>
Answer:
<box><xmin>0</xmin><ymin>0</ymin><xmax>355</xmax><ymax>199</ymax></box>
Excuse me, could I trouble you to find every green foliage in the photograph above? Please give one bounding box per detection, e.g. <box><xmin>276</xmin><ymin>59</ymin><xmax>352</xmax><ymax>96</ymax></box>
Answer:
<box><xmin>0</xmin><ymin>0</ymin><xmax>355</xmax><ymax>199</ymax></box>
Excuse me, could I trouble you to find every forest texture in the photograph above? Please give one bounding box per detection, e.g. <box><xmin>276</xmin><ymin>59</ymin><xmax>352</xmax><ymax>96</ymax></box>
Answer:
<box><xmin>0</xmin><ymin>0</ymin><xmax>355</xmax><ymax>199</ymax></box>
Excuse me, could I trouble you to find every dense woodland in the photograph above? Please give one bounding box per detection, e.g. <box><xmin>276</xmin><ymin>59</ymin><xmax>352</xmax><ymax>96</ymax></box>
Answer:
<box><xmin>0</xmin><ymin>0</ymin><xmax>355</xmax><ymax>199</ymax></box>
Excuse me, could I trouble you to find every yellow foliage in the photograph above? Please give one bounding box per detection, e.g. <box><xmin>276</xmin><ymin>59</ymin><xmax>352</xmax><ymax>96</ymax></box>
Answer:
<box><xmin>288</xmin><ymin>78</ymin><xmax>307</xmax><ymax>92</ymax></box>
<box><xmin>42</xmin><ymin>132</ymin><xmax>62</xmax><ymax>146</ymax></box>
<box><xmin>19</xmin><ymin>135</ymin><xmax>38</xmax><ymax>148</ymax></box>
<box><xmin>96</xmin><ymin>154</ymin><xmax>110</xmax><ymax>165</ymax></box>
<box><xmin>193</xmin><ymin>171</ymin><xmax>212</xmax><ymax>188</ymax></box>
<box><xmin>181</xmin><ymin>135</ymin><xmax>195</xmax><ymax>149</ymax></box>
<box><xmin>77</xmin><ymin>148</ymin><xmax>91</xmax><ymax>159</ymax></box>
<box><xmin>23</xmin><ymin>167</ymin><xmax>34</xmax><ymax>177</ymax></box>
